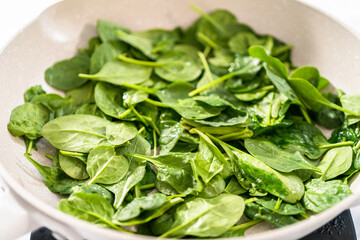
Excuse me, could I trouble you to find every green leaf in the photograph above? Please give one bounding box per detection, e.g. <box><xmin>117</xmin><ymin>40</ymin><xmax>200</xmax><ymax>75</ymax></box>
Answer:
<box><xmin>340</xmin><ymin>94</ymin><xmax>360</xmax><ymax>125</ymax></box>
<box><xmin>154</xmin><ymin>45</ymin><xmax>203</xmax><ymax>82</ymax></box>
<box><xmin>65</xmin><ymin>82</ymin><xmax>95</xmax><ymax>106</ymax></box>
<box><xmin>113</xmin><ymin>193</ymin><xmax>167</xmax><ymax>221</ymax></box>
<box><xmin>198</xmin><ymin>174</ymin><xmax>225</xmax><ymax>198</ymax></box>
<box><xmin>8</xmin><ymin>102</ymin><xmax>50</xmax><ymax>139</ymax></box>
<box><xmin>289</xmin><ymin>78</ymin><xmax>359</xmax><ymax>116</ymax></box>
<box><xmin>24</xmin><ymin>85</ymin><xmax>46</xmax><ymax>102</ymax></box>
<box><xmin>193</xmin><ymin>129</ymin><xmax>225</xmax><ymax>183</ymax></box>
<box><xmin>58</xmin><ymin>192</ymin><xmax>123</xmax><ymax>231</ymax></box>
<box><xmin>229</xmin><ymin>32</ymin><xmax>267</xmax><ymax>55</ymax></box>
<box><xmin>255</xmin><ymin>196</ymin><xmax>305</xmax><ymax>215</ymax></box>
<box><xmin>315</xmin><ymin>146</ymin><xmax>352</xmax><ymax>181</ymax></box>
<box><xmin>129</xmin><ymin>152</ymin><xmax>202</xmax><ymax>195</ymax></box>
<box><xmin>45</xmin><ymin>54</ymin><xmax>90</xmax><ymax>91</ymax></box>
<box><xmin>94</xmin><ymin>82</ymin><xmax>129</xmax><ymax>119</ymax></box>
<box><xmin>70</xmin><ymin>183</ymin><xmax>114</xmax><ymax>204</ymax></box>
<box><xmin>31</xmin><ymin>93</ymin><xmax>76</xmax><ymax>118</ymax></box>
<box><xmin>90</xmin><ymin>41</ymin><xmax>127</xmax><ymax>74</ymax></box>
<box><xmin>97</xmin><ymin>20</ymin><xmax>130</xmax><ymax>42</ymax></box>
<box><xmin>224</xmin><ymin>176</ymin><xmax>247</xmax><ymax>195</ymax></box>
<box><xmin>289</xmin><ymin>66</ymin><xmax>320</xmax><ymax>87</ymax></box>
<box><xmin>59</xmin><ymin>152</ymin><xmax>89</xmax><ymax>180</ymax></box>
<box><xmin>87</xmin><ymin>146</ymin><xmax>129</xmax><ymax>185</ymax></box>
<box><xmin>115</xmin><ymin>197</ymin><xmax>184</xmax><ymax>226</ymax></box>
<box><xmin>303</xmin><ymin>179</ymin><xmax>352</xmax><ymax>213</ymax></box>
<box><xmin>24</xmin><ymin>153</ymin><xmax>78</xmax><ymax>194</ymax></box>
<box><xmin>159</xmin><ymin>120</ymin><xmax>184</xmax><ymax>154</ymax></box>
<box><xmin>245</xmin><ymin>202</ymin><xmax>299</xmax><ymax>227</ymax></box>
<box><xmin>79</xmin><ymin>61</ymin><xmax>152</xmax><ymax>86</ymax></box>
<box><xmin>265</xmin><ymin>121</ymin><xmax>329</xmax><ymax>159</ymax></box>
<box><xmin>245</xmin><ymin>139</ymin><xmax>321</xmax><ymax>172</ymax></box>
<box><xmin>41</xmin><ymin>114</ymin><xmax>137</xmax><ymax>153</ymax></box>
<box><xmin>160</xmin><ymin>194</ymin><xmax>245</xmax><ymax>238</ymax></box>
<box><xmin>116</xmin><ymin>30</ymin><xmax>158</xmax><ymax>59</ymax></box>
<box><xmin>107</xmin><ymin>135</ymin><xmax>151</xmax><ymax>209</ymax></box>
<box><xmin>232</xmin><ymin>150</ymin><xmax>304</xmax><ymax>203</ymax></box>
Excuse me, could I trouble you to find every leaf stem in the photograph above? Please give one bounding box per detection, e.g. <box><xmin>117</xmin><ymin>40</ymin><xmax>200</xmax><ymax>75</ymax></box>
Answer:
<box><xmin>139</xmin><ymin>183</ymin><xmax>155</xmax><ymax>190</ymax></box>
<box><xmin>300</xmin><ymin>106</ymin><xmax>312</xmax><ymax>124</ymax></box>
<box><xmin>329</xmin><ymin>102</ymin><xmax>360</xmax><ymax>117</ymax></box>
<box><xmin>217</xmin><ymin>130</ymin><xmax>253</xmax><ymax>141</ymax></box>
<box><xmin>189</xmin><ymin>72</ymin><xmax>235</xmax><ymax>96</ymax></box>
<box><xmin>130</xmin><ymin>106</ymin><xmax>148</xmax><ymax>126</ymax></box>
<box><xmin>318</xmin><ymin>141</ymin><xmax>353</xmax><ymax>149</ymax></box>
<box><xmin>118</xmin><ymin>54</ymin><xmax>171</xmax><ymax>67</ymax></box>
<box><xmin>228</xmin><ymin>218</ymin><xmax>263</xmax><ymax>232</ymax></box>
<box><xmin>300</xmin><ymin>212</ymin><xmax>309</xmax><ymax>219</ymax></box>
<box><xmin>189</xmin><ymin>4</ymin><xmax>226</xmax><ymax>34</ymax></box>
<box><xmin>274</xmin><ymin>198</ymin><xmax>282</xmax><ymax>210</ymax></box>
<box><xmin>354</xmin><ymin>140</ymin><xmax>360</xmax><ymax>151</ymax></box>
<box><xmin>26</xmin><ymin>139</ymin><xmax>34</xmax><ymax>155</ymax></box>
<box><xmin>118</xmin><ymin>108</ymin><xmax>132</xmax><ymax>119</ymax></box>
<box><xmin>45</xmin><ymin>154</ymin><xmax>54</xmax><ymax>160</ymax></box>
<box><xmin>153</xmin><ymin>129</ymin><xmax>157</xmax><ymax>156</ymax></box>
<box><xmin>244</xmin><ymin>197</ymin><xmax>258</xmax><ymax>205</ymax></box>
<box><xmin>137</xmin><ymin>126</ymin><xmax>146</xmax><ymax>135</ymax></box>
<box><xmin>167</xmin><ymin>194</ymin><xmax>187</xmax><ymax>200</ymax></box>
<box><xmin>198</xmin><ymin>51</ymin><xmax>213</xmax><ymax>82</ymax></box>
<box><xmin>203</xmin><ymin>45</ymin><xmax>211</xmax><ymax>57</ymax></box>
<box><xmin>59</xmin><ymin>150</ymin><xmax>86</xmax><ymax>157</ymax></box>
<box><xmin>134</xmin><ymin>185</ymin><xmax>142</xmax><ymax>198</ymax></box>
<box><xmin>145</xmin><ymin>98</ymin><xmax>169</xmax><ymax>108</ymax></box>
<box><xmin>197</xmin><ymin>32</ymin><xmax>219</xmax><ymax>49</ymax></box>
<box><xmin>143</xmin><ymin>116</ymin><xmax>160</xmax><ymax>135</ymax></box>
<box><xmin>120</xmin><ymin>83</ymin><xmax>156</xmax><ymax>94</ymax></box>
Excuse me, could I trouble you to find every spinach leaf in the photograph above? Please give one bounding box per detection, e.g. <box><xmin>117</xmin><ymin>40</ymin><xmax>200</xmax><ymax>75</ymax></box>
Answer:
<box><xmin>114</xmin><ymin>197</ymin><xmax>184</xmax><ymax>226</ymax></box>
<box><xmin>245</xmin><ymin>139</ymin><xmax>321</xmax><ymax>172</ymax></box>
<box><xmin>79</xmin><ymin>61</ymin><xmax>152</xmax><ymax>86</ymax></box>
<box><xmin>8</xmin><ymin>102</ymin><xmax>50</xmax><ymax>140</ymax></box>
<box><xmin>90</xmin><ymin>41</ymin><xmax>127</xmax><ymax>74</ymax></box>
<box><xmin>289</xmin><ymin>78</ymin><xmax>359</xmax><ymax>116</ymax></box>
<box><xmin>303</xmin><ymin>179</ymin><xmax>352</xmax><ymax>213</ymax></box>
<box><xmin>340</xmin><ymin>94</ymin><xmax>360</xmax><ymax>125</ymax></box>
<box><xmin>113</xmin><ymin>193</ymin><xmax>167</xmax><ymax>221</ymax></box>
<box><xmin>87</xmin><ymin>146</ymin><xmax>129</xmax><ymax>184</ymax></box>
<box><xmin>245</xmin><ymin>202</ymin><xmax>299</xmax><ymax>227</ymax></box>
<box><xmin>159</xmin><ymin>120</ymin><xmax>184</xmax><ymax>154</ymax></box>
<box><xmin>70</xmin><ymin>183</ymin><xmax>114</xmax><ymax>204</ymax></box>
<box><xmin>128</xmin><ymin>152</ymin><xmax>202</xmax><ymax>195</ymax></box>
<box><xmin>224</xmin><ymin>176</ymin><xmax>247</xmax><ymax>195</ymax></box>
<box><xmin>59</xmin><ymin>152</ymin><xmax>89</xmax><ymax>180</ymax></box>
<box><xmin>232</xmin><ymin>150</ymin><xmax>304</xmax><ymax>203</ymax></box>
<box><xmin>41</xmin><ymin>114</ymin><xmax>137</xmax><ymax>153</ymax></box>
<box><xmin>154</xmin><ymin>45</ymin><xmax>203</xmax><ymax>82</ymax></box>
<box><xmin>94</xmin><ymin>82</ymin><xmax>129</xmax><ymax>119</ymax></box>
<box><xmin>315</xmin><ymin>146</ymin><xmax>352</xmax><ymax>181</ymax></box>
<box><xmin>97</xmin><ymin>20</ymin><xmax>130</xmax><ymax>42</ymax></box>
<box><xmin>255</xmin><ymin>196</ymin><xmax>305</xmax><ymax>215</ymax></box>
<box><xmin>75</xmin><ymin>103</ymin><xmax>109</xmax><ymax>119</ymax></box>
<box><xmin>24</xmin><ymin>85</ymin><xmax>46</xmax><ymax>102</ymax></box>
<box><xmin>265</xmin><ymin>121</ymin><xmax>329</xmax><ymax>159</ymax></box>
<box><xmin>116</xmin><ymin>29</ymin><xmax>158</xmax><ymax>59</ymax></box>
<box><xmin>160</xmin><ymin>194</ymin><xmax>245</xmax><ymax>238</ymax></box>
<box><xmin>289</xmin><ymin>66</ymin><xmax>320</xmax><ymax>87</ymax></box>
<box><xmin>107</xmin><ymin>135</ymin><xmax>150</xmax><ymax>209</ymax></box>
<box><xmin>45</xmin><ymin>54</ymin><xmax>90</xmax><ymax>91</ymax></box>
<box><xmin>198</xmin><ymin>174</ymin><xmax>225</xmax><ymax>198</ymax></box>
<box><xmin>24</xmin><ymin>153</ymin><xmax>78</xmax><ymax>194</ymax></box>
<box><xmin>65</xmin><ymin>82</ymin><xmax>95</xmax><ymax>106</ymax></box>
<box><xmin>58</xmin><ymin>192</ymin><xmax>123</xmax><ymax>231</ymax></box>
<box><xmin>31</xmin><ymin>93</ymin><xmax>75</xmax><ymax>118</ymax></box>
<box><xmin>229</xmin><ymin>32</ymin><xmax>267</xmax><ymax>55</ymax></box>
<box><xmin>193</xmin><ymin>129</ymin><xmax>226</xmax><ymax>183</ymax></box>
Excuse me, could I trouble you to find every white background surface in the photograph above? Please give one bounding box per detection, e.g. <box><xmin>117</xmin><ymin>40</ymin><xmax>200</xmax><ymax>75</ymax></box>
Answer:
<box><xmin>0</xmin><ymin>0</ymin><xmax>360</xmax><ymax>239</ymax></box>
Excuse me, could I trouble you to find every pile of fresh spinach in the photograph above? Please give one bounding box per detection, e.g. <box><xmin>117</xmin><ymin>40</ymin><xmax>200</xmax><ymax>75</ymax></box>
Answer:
<box><xmin>7</xmin><ymin>5</ymin><xmax>360</xmax><ymax>238</ymax></box>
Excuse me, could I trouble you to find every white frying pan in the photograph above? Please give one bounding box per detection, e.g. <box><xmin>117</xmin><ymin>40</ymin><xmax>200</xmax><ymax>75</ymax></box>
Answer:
<box><xmin>0</xmin><ymin>0</ymin><xmax>360</xmax><ymax>239</ymax></box>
